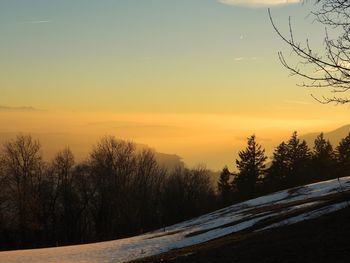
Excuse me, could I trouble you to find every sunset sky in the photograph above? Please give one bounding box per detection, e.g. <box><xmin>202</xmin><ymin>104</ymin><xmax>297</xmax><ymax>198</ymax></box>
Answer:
<box><xmin>1</xmin><ymin>0</ymin><xmax>349</xmax><ymax>170</ymax></box>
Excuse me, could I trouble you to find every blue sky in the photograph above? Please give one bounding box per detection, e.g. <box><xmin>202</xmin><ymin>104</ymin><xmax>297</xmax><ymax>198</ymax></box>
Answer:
<box><xmin>1</xmin><ymin>0</ymin><xmax>345</xmax><ymax>169</ymax></box>
<box><xmin>0</xmin><ymin>0</ymin><xmax>321</xmax><ymax>112</ymax></box>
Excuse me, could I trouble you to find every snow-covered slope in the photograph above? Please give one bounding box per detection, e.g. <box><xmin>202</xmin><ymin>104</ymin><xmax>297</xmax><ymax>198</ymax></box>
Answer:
<box><xmin>1</xmin><ymin>177</ymin><xmax>350</xmax><ymax>263</ymax></box>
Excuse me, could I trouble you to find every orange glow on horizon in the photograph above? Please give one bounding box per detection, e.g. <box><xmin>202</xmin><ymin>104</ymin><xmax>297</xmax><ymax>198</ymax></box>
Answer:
<box><xmin>0</xmin><ymin>110</ymin><xmax>347</xmax><ymax>170</ymax></box>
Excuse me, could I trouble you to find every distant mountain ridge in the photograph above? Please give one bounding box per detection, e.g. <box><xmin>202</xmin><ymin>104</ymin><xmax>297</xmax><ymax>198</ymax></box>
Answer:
<box><xmin>301</xmin><ymin>124</ymin><xmax>350</xmax><ymax>146</ymax></box>
<box><xmin>145</xmin><ymin>150</ymin><xmax>184</xmax><ymax>171</ymax></box>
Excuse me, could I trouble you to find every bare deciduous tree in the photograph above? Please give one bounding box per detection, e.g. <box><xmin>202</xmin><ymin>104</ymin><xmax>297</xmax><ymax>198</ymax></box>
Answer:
<box><xmin>52</xmin><ymin>148</ymin><xmax>75</xmax><ymax>243</ymax></box>
<box><xmin>270</xmin><ymin>0</ymin><xmax>350</xmax><ymax>104</ymax></box>
<box><xmin>0</xmin><ymin>135</ymin><xmax>43</xmax><ymax>246</ymax></box>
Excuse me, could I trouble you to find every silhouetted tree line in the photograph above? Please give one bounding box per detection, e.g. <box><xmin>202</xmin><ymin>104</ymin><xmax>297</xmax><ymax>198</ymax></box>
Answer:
<box><xmin>2</xmin><ymin>131</ymin><xmax>349</xmax><ymax>250</ymax></box>
<box><xmin>218</xmin><ymin>132</ymin><xmax>350</xmax><ymax>206</ymax></box>
<box><xmin>0</xmin><ymin>135</ymin><xmax>215</xmax><ymax>250</ymax></box>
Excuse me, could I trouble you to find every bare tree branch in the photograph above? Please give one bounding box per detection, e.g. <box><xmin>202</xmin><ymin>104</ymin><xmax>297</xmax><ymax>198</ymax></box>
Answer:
<box><xmin>269</xmin><ymin>1</ymin><xmax>350</xmax><ymax>104</ymax></box>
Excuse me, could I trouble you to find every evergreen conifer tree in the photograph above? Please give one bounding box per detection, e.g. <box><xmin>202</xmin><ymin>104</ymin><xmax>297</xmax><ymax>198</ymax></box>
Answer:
<box><xmin>336</xmin><ymin>132</ymin><xmax>350</xmax><ymax>177</ymax></box>
<box><xmin>235</xmin><ymin>135</ymin><xmax>267</xmax><ymax>198</ymax></box>
<box><xmin>218</xmin><ymin>166</ymin><xmax>232</xmax><ymax>205</ymax></box>
<box><xmin>266</xmin><ymin>141</ymin><xmax>289</xmax><ymax>190</ymax></box>
<box><xmin>285</xmin><ymin>131</ymin><xmax>312</xmax><ymax>186</ymax></box>
<box><xmin>313</xmin><ymin>133</ymin><xmax>335</xmax><ymax>181</ymax></box>
<box><xmin>267</xmin><ymin>132</ymin><xmax>312</xmax><ymax>189</ymax></box>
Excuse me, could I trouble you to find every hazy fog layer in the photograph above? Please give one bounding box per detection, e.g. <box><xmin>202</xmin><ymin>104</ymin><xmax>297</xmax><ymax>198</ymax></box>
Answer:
<box><xmin>0</xmin><ymin>110</ymin><xmax>346</xmax><ymax>170</ymax></box>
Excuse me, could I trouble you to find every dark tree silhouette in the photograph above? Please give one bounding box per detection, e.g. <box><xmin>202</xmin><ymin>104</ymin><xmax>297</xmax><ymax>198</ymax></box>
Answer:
<box><xmin>0</xmin><ymin>134</ymin><xmax>220</xmax><ymax>250</ymax></box>
<box><xmin>2</xmin><ymin>130</ymin><xmax>350</xmax><ymax>251</ymax></box>
<box><xmin>0</xmin><ymin>135</ymin><xmax>43</xmax><ymax>248</ymax></box>
<box><xmin>266</xmin><ymin>141</ymin><xmax>290</xmax><ymax>190</ymax></box>
<box><xmin>52</xmin><ymin>148</ymin><xmax>75</xmax><ymax>243</ymax></box>
<box><xmin>312</xmin><ymin>133</ymin><xmax>336</xmax><ymax>180</ymax></box>
<box><xmin>89</xmin><ymin>136</ymin><xmax>137</xmax><ymax>239</ymax></box>
<box><xmin>336</xmin><ymin>132</ymin><xmax>350</xmax><ymax>176</ymax></box>
<box><xmin>235</xmin><ymin>135</ymin><xmax>267</xmax><ymax>198</ymax></box>
<box><xmin>161</xmin><ymin>166</ymin><xmax>215</xmax><ymax>225</ymax></box>
<box><xmin>269</xmin><ymin>0</ymin><xmax>350</xmax><ymax>104</ymax></box>
<box><xmin>130</xmin><ymin>149</ymin><xmax>166</xmax><ymax>232</ymax></box>
<box><xmin>285</xmin><ymin>131</ymin><xmax>312</xmax><ymax>186</ymax></box>
<box><xmin>217</xmin><ymin>166</ymin><xmax>233</xmax><ymax>205</ymax></box>
<box><xmin>267</xmin><ymin>132</ymin><xmax>312</xmax><ymax>189</ymax></box>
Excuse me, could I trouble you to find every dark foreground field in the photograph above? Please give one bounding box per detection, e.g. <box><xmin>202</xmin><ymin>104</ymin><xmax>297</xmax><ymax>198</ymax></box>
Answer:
<box><xmin>132</xmin><ymin>206</ymin><xmax>350</xmax><ymax>263</ymax></box>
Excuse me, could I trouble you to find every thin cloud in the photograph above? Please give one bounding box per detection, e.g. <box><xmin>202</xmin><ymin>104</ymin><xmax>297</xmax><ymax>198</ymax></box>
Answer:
<box><xmin>0</xmin><ymin>106</ymin><xmax>41</xmax><ymax>112</ymax></box>
<box><xmin>234</xmin><ymin>57</ymin><xmax>260</xmax><ymax>61</ymax></box>
<box><xmin>284</xmin><ymin>100</ymin><xmax>311</xmax><ymax>105</ymax></box>
<box><xmin>19</xmin><ymin>20</ymin><xmax>52</xmax><ymax>25</ymax></box>
<box><xmin>218</xmin><ymin>0</ymin><xmax>301</xmax><ymax>8</ymax></box>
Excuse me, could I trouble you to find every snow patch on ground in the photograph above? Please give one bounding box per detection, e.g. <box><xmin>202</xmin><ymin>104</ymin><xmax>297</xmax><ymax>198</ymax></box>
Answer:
<box><xmin>1</xmin><ymin>177</ymin><xmax>349</xmax><ymax>263</ymax></box>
